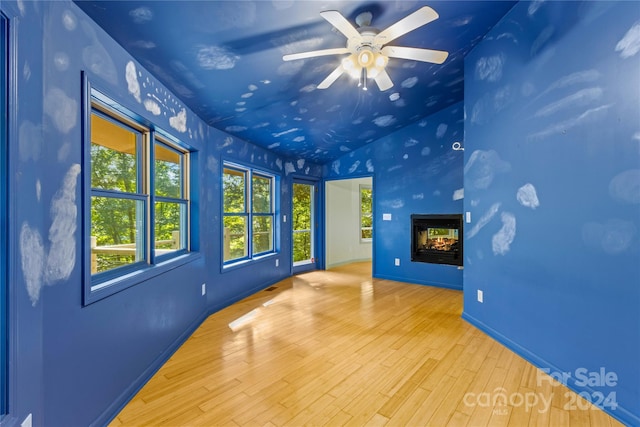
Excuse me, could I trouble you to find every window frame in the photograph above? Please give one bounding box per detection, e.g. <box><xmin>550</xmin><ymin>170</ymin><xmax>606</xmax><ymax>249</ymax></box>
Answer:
<box><xmin>0</xmin><ymin>10</ymin><xmax>8</xmax><ymax>418</ymax></box>
<box><xmin>83</xmin><ymin>75</ymin><xmax>195</xmax><ymax>305</ymax></box>
<box><xmin>222</xmin><ymin>161</ymin><xmax>276</xmax><ymax>267</ymax></box>
<box><xmin>359</xmin><ymin>184</ymin><xmax>373</xmax><ymax>242</ymax></box>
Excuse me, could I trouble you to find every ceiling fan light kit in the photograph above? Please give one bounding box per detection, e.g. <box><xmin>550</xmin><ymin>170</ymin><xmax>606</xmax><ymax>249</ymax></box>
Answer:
<box><xmin>283</xmin><ymin>6</ymin><xmax>449</xmax><ymax>91</ymax></box>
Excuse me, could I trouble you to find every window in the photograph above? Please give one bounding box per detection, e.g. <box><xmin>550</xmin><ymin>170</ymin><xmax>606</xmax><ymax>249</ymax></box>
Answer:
<box><xmin>223</xmin><ymin>163</ymin><xmax>275</xmax><ymax>265</ymax></box>
<box><xmin>88</xmin><ymin>89</ymin><xmax>190</xmax><ymax>295</ymax></box>
<box><xmin>0</xmin><ymin>11</ymin><xmax>7</xmax><ymax>417</ymax></box>
<box><xmin>360</xmin><ymin>185</ymin><xmax>372</xmax><ymax>241</ymax></box>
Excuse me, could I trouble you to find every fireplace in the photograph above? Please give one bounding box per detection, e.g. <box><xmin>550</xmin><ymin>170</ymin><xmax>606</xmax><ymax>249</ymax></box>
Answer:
<box><xmin>411</xmin><ymin>214</ymin><xmax>463</xmax><ymax>266</ymax></box>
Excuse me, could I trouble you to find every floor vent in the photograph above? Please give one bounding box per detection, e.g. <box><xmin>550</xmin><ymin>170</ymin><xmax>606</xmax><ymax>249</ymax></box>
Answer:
<box><xmin>264</xmin><ymin>286</ymin><xmax>277</xmax><ymax>292</ymax></box>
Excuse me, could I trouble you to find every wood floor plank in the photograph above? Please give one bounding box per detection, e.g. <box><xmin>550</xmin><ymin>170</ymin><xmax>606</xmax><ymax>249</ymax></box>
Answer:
<box><xmin>108</xmin><ymin>262</ymin><xmax>623</xmax><ymax>427</ymax></box>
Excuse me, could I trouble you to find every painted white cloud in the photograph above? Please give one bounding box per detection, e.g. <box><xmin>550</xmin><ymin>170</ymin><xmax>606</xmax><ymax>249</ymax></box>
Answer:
<box><xmin>582</xmin><ymin>219</ymin><xmax>636</xmax><ymax>254</ymax></box>
<box><xmin>464</xmin><ymin>150</ymin><xmax>511</xmax><ymax>190</ymax></box>
<box><xmin>517</xmin><ymin>183</ymin><xmax>540</xmax><ymax>209</ymax></box>
<box><xmin>331</xmin><ymin>160</ymin><xmax>340</xmax><ymax>175</ymax></box>
<box><xmin>534</xmin><ymin>87</ymin><xmax>602</xmax><ymax>118</ymax></box>
<box><xmin>452</xmin><ymin>189</ymin><xmax>464</xmax><ymax>201</ymax></box>
<box><xmin>268</xmin><ymin>142</ymin><xmax>280</xmax><ymax>149</ymax></box>
<box><xmin>20</xmin><ymin>223</ymin><xmax>45</xmax><ymax>306</ymax></box>
<box><xmin>53</xmin><ymin>52</ymin><xmax>70</xmax><ymax>71</ymax></box>
<box><xmin>44</xmin><ymin>88</ymin><xmax>77</xmax><ymax>134</ymax></box>
<box><xmin>348</xmin><ymin>161</ymin><xmax>360</xmax><ymax>174</ymax></box>
<box><xmin>467</xmin><ymin>202</ymin><xmax>501</xmax><ymax>239</ymax></box>
<box><xmin>62</xmin><ymin>9</ymin><xmax>77</xmax><ymax>31</ymax></box>
<box><xmin>169</xmin><ymin>108</ymin><xmax>187</xmax><ymax>133</ymax></box>
<box><xmin>405</xmin><ymin>138</ymin><xmax>419</xmax><ymax>147</ymax></box>
<box><xmin>144</xmin><ymin>99</ymin><xmax>161</xmax><ymax>115</ymax></box>
<box><xmin>272</xmin><ymin>128</ymin><xmax>299</xmax><ymax>138</ymax></box>
<box><xmin>81</xmin><ymin>21</ymin><xmax>118</xmax><ymax>85</ymax></box>
<box><xmin>413</xmin><ymin>193</ymin><xmax>424</xmax><ymax>200</ymax></box>
<box><xmin>421</xmin><ymin>147</ymin><xmax>431</xmax><ymax>156</ymax></box>
<box><xmin>475</xmin><ymin>54</ymin><xmax>504</xmax><ymax>82</ymax></box>
<box><xmin>45</xmin><ymin>164</ymin><xmax>81</xmax><ymax>284</ymax></box>
<box><xmin>125</xmin><ymin>61</ymin><xmax>141</xmax><ymax>102</ymax></box>
<box><xmin>436</xmin><ymin>123</ymin><xmax>448</xmax><ymax>138</ymax></box>
<box><xmin>197</xmin><ymin>45</ymin><xmax>239</xmax><ymax>70</ymax></box>
<box><xmin>615</xmin><ymin>21</ymin><xmax>640</xmax><ymax>59</ymax></box>
<box><xmin>492</xmin><ymin>212</ymin><xmax>516</xmax><ymax>255</ymax></box>
<box><xmin>19</xmin><ymin>120</ymin><xmax>43</xmax><ymax>162</ymax></box>
<box><xmin>284</xmin><ymin>162</ymin><xmax>296</xmax><ymax>176</ymax></box>
<box><xmin>373</xmin><ymin>115</ymin><xmax>396</xmax><ymax>127</ymax></box>
<box><xmin>297</xmin><ymin>159</ymin><xmax>305</xmax><ymax>170</ymax></box>
<box><xmin>401</xmin><ymin>77</ymin><xmax>418</xmax><ymax>89</ymax></box>
<box><xmin>366</xmin><ymin>159</ymin><xmax>374</xmax><ymax>173</ymax></box>
<box><xmin>130</xmin><ymin>6</ymin><xmax>153</xmax><ymax>23</ymax></box>
<box><xmin>609</xmin><ymin>169</ymin><xmax>640</xmax><ymax>204</ymax></box>
<box><xmin>381</xmin><ymin>199</ymin><xmax>405</xmax><ymax>209</ymax></box>
<box><xmin>528</xmin><ymin>104</ymin><xmax>612</xmax><ymax>141</ymax></box>
<box><xmin>225</xmin><ymin>125</ymin><xmax>247</xmax><ymax>132</ymax></box>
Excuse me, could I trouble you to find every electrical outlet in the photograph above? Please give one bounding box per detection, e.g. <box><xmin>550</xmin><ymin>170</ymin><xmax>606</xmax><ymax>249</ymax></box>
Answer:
<box><xmin>466</xmin><ymin>211</ymin><xmax>471</xmax><ymax>223</ymax></box>
<box><xmin>275</xmin><ymin>259</ymin><xmax>279</xmax><ymax>267</ymax></box>
<box><xmin>283</xmin><ymin>214</ymin><xmax>287</xmax><ymax>223</ymax></box>
<box><xmin>201</xmin><ymin>283</ymin><xmax>206</xmax><ymax>296</ymax></box>
<box><xmin>477</xmin><ymin>289</ymin><xmax>483</xmax><ymax>303</ymax></box>
<box><xmin>394</xmin><ymin>258</ymin><xmax>400</xmax><ymax>266</ymax></box>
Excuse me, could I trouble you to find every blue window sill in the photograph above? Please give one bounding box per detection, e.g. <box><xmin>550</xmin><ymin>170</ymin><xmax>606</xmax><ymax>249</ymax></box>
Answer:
<box><xmin>222</xmin><ymin>252</ymin><xmax>277</xmax><ymax>273</ymax></box>
<box><xmin>84</xmin><ymin>252</ymin><xmax>202</xmax><ymax>305</ymax></box>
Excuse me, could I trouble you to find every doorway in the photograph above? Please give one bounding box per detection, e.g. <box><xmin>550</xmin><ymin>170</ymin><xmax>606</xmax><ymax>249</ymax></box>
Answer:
<box><xmin>292</xmin><ymin>180</ymin><xmax>318</xmax><ymax>274</ymax></box>
<box><xmin>325</xmin><ymin>177</ymin><xmax>373</xmax><ymax>270</ymax></box>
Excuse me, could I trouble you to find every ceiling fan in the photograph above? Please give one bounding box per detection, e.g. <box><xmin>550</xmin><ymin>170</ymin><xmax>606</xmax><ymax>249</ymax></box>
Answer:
<box><xmin>283</xmin><ymin>6</ymin><xmax>449</xmax><ymax>91</ymax></box>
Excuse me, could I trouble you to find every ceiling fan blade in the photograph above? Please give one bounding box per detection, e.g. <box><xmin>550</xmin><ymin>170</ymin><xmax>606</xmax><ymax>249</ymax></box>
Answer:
<box><xmin>320</xmin><ymin>10</ymin><xmax>362</xmax><ymax>42</ymax></box>
<box><xmin>374</xmin><ymin>70</ymin><xmax>394</xmax><ymax>91</ymax></box>
<box><xmin>374</xmin><ymin>6</ymin><xmax>439</xmax><ymax>46</ymax></box>
<box><xmin>382</xmin><ymin>46</ymin><xmax>449</xmax><ymax>64</ymax></box>
<box><xmin>317</xmin><ymin>64</ymin><xmax>345</xmax><ymax>89</ymax></box>
<box><xmin>283</xmin><ymin>47</ymin><xmax>350</xmax><ymax>61</ymax></box>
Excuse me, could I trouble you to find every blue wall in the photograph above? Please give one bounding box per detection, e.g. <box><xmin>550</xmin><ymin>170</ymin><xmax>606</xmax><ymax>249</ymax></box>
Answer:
<box><xmin>462</xmin><ymin>2</ymin><xmax>640</xmax><ymax>425</ymax></box>
<box><xmin>2</xmin><ymin>0</ymin><xmax>639</xmax><ymax>426</ymax></box>
<box><xmin>324</xmin><ymin>103</ymin><xmax>464</xmax><ymax>289</ymax></box>
<box><xmin>2</xmin><ymin>1</ymin><xmax>321</xmax><ymax>426</ymax></box>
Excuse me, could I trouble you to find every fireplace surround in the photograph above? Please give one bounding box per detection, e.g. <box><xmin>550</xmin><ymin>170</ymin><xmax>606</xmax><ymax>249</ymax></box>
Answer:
<box><xmin>411</xmin><ymin>214</ymin><xmax>463</xmax><ymax>266</ymax></box>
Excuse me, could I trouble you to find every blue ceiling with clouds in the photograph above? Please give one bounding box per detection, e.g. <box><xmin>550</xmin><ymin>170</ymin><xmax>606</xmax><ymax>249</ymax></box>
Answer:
<box><xmin>74</xmin><ymin>0</ymin><xmax>516</xmax><ymax>164</ymax></box>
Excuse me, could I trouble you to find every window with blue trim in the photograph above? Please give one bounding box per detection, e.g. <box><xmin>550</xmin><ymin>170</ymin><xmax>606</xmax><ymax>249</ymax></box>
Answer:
<box><xmin>223</xmin><ymin>163</ymin><xmax>275</xmax><ymax>264</ymax></box>
<box><xmin>88</xmin><ymin>93</ymin><xmax>190</xmax><ymax>293</ymax></box>
<box><xmin>0</xmin><ymin>11</ymin><xmax>7</xmax><ymax>417</ymax></box>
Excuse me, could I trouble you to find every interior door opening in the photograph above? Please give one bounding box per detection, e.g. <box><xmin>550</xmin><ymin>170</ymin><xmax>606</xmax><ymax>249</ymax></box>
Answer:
<box><xmin>325</xmin><ymin>177</ymin><xmax>373</xmax><ymax>271</ymax></box>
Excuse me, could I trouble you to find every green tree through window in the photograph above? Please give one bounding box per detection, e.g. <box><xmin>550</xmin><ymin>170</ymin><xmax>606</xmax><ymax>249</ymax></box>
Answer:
<box><xmin>360</xmin><ymin>185</ymin><xmax>373</xmax><ymax>240</ymax></box>
<box><xmin>223</xmin><ymin>164</ymin><xmax>275</xmax><ymax>264</ymax></box>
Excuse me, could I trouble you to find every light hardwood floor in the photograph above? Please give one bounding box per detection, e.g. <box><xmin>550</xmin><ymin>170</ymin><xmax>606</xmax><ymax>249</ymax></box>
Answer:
<box><xmin>110</xmin><ymin>262</ymin><xmax>623</xmax><ymax>426</ymax></box>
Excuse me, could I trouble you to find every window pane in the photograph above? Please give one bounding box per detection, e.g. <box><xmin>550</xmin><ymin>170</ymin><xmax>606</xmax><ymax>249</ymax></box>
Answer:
<box><xmin>360</xmin><ymin>186</ymin><xmax>372</xmax><ymax>240</ymax></box>
<box><xmin>252</xmin><ymin>216</ymin><xmax>273</xmax><ymax>255</ymax></box>
<box><xmin>293</xmin><ymin>231</ymin><xmax>311</xmax><ymax>262</ymax></box>
<box><xmin>91</xmin><ymin>113</ymin><xmax>138</xmax><ymax>192</ymax></box>
<box><xmin>155</xmin><ymin>143</ymin><xmax>182</xmax><ymax>198</ymax></box>
<box><xmin>91</xmin><ymin>196</ymin><xmax>144</xmax><ymax>273</ymax></box>
<box><xmin>252</xmin><ymin>175</ymin><xmax>271</xmax><ymax>213</ymax></box>
<box><xmin>224</xmin><ymin>215</ymin><xmax>247</xmax><ymax>261</ymax></box>
<box><xmin>154</xmin><ymin>201</ymin><xmax>186</xmax><ymax>254</ymax></box>
<box><xmin>223</xmin><ymin>168</ymin><xmax>245</xmax><ymax>213</ymax></box>
<box><xmin>293</xmin><ymin>183</ymin><xmax>311</xmax><ymax>230</ymax></box>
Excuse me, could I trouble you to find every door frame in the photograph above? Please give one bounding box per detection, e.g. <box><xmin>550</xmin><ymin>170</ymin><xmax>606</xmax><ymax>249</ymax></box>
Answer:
<box><xmin>291</xmin><ymin>178</ymin><xmax>320</xmax><ymax>275</ymax></box>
